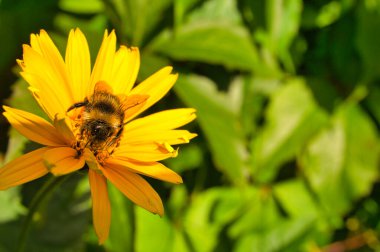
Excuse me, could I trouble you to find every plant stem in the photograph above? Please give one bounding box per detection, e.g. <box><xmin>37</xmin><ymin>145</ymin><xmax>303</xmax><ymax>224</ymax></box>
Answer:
<box><xmin>17</xmin><ymin>175</ymin><xmax>69</xmax><ymax>252</ymax></box>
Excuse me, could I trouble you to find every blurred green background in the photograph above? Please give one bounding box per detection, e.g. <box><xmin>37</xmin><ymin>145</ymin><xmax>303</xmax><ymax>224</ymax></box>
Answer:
<box><xmin>1</xmin><ymin>0</ymin><xmax>380</xmax><ymax>251</ymax></box>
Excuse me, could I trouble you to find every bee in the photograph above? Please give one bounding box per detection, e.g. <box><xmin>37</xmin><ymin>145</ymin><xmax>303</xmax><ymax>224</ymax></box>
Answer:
<box><xmin>67</xmin><ymin>81</ymin><xmax>148</xmax><ymax>151</ymax></box>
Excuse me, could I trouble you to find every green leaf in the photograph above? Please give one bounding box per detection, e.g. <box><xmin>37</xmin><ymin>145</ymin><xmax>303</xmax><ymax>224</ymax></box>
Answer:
<box><xmin>184</xmin><ymin>187</ymin><xmax>247</xmax><ymax>252</ymax></box>
<box><xmin>135</xmin><ymin>205</ymin><xmax>191</xmax><ymax>252</ymax></box>
<box><xmin>174</xmin><ymin>0</ymin><xmax>201</xmax><ymax>29</ymax></box>
<box><xmin>0</xmin><ymin>188</ymin><xmax>25</xmax><ymax>223</ymax></box>
<box><xmin>150</xmin><ymin>23</ymin><xmax>259</xmax><ymax>71</ymax></box>
<box><xmin>58</xmin><ymin>0</ymin><xmax>104</xmax><ymax>14</ymax></box>
<box><xmin>273</xmin><ymin>179</ymin><xmax>319</xmax><ymax>219</ymax></box>
<box><xmin>365</xmin><ymin>86</ymin><xmax>380</xmax><ymax>124</ymax></box>
<box><xmin>355</xmin><ymin>2</ymin><xmax>380</xmax><ymax>82</ymax></box>
<box><xmin>4</xmin><ymin>79</ymin><xmax>46</xmax><ymax>163</ymax></box>
<box><xmin>256</xmin><ymin>0</ymin><xmax>302</xmax><ymax>72</ymax></box>
<box><xmin>104</xmin><ymin>0</ymin><xmax>172</xmax><ymax>45</ymax></box>
<box><xmin>300</xmin><ymin>101</ymin><xmax>379</xmax><ymax>218</ymax></box>
<box><xmin>139</xmin><ymin>52</ymin><xmax>171</xmax><ymax>81</ymax></box>
<box><xmin>54</xmin><ymin>14</ymin><xmax>107</xmax><ymax>49</ymax></box>
<box><xmin>7</xmin><ymin>79</ymin><xmax>45</xmax><ymax>119</ymax></box>
<box><xmin>175</xmin><ymin>74</ymin><xmax>248</xmax><ymax>184</ymax></box>
<box><xmin>164</xmin><ymin>143</ymin><xmax>203</xmax><ymax>173</ymax></box>
<box><xmin>234</xmin><ymin>216</ymin><xmax>315</xmax><ymax>252</ymax></box>
<box><xmin>315</xmin><ymin>1</ymin><xmax>342</xmax><ymax>28</ymax></box>
<box><xmin>105</xmin><ymin>184</ymin><xmax>134</xmax><ymax>252</ymax></box>
<box><xmin>228</xmin><ymin>187</ymin><xmax>280</xmax><ymax>239</ymax></box>
<box><xmin>25</xmin><ymin>175</ymin><xmax>91</xmax><ymax>251</ymax></box>
<box><xmin>135</xmin><ymin>208</ymin><xmax>174</xmax><ymax>252</ymax></box>
<box><xmin>251</xmin><ymin>78</ymin><xmax>328</xmax><ymax>182</ymax></box>
<box><xmin>186</xmin><ymin>0</ymin><xmax>242</xmax><ymax>26</ymax></box>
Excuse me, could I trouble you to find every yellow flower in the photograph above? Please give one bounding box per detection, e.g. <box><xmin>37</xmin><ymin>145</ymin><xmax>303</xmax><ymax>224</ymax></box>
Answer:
<box><xmin>0</xmin><ymin>28</ymin><xmax>196</xmax><ymax>244</ymax></box>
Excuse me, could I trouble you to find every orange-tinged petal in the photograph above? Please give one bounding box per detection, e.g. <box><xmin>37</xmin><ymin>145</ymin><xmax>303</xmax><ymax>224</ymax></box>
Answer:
<box><xmin>127</xmin><ymin>67</ymin><xmax>178</xmax><ymax>121</ymax></box>
<box><xmin>111</xmin><ymin>46</ymin><xmax>140</xmax><ymax>95</ymax></box>
<box><xmin>89</xmin><ymin>169</ymin><xmax>111</xmax><ymax>245</ymax></box>
<box><xmin>101</xmin><ymin>164</ymin><xmax>164</xmax><ymax>216</ymax></box>
<box><xmin>3</xmin><ymin>106</ymin><xmax>67</xmax><ymax>146</ymax></box>
<box><xmin>0</xmin><ymin>147</ymin><xmax>49</xmax><ymax>190</ymax></box>
<box><xmin>107</xmin><ymin>158</ymin><xmax>182</xmax><ymax>184</ymax></box>
<box><xmin>88</xmin><ymin>30</ymin><xmax>116</xmax><ymax>96</ymax></box>
<box><xmin>65</xmin><ymin>28</ymin><xmax>91</xmax><ymax>102</ymax></box>
<box><xmin>44</xmin><ymin>147</ymin><xmax>85</xmax><ymax>176</ymax></box>
<box><xmin>113</xmin><ymin>143</ymin><xmax>177</xmax><ymax>162</ymax></box>
<box><xmin>125</xmin><ymin>108</ymin><xmax>196</xmax><ymax>132</ymax></box>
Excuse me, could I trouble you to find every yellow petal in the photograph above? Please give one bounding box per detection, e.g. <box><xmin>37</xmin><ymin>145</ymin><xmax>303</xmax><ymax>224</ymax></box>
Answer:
<box><xmin>21</xmin><ymin>31</ymin><xmax>73</xmax><ymax>117</ymax></box>
<box><xmin>125</xmin><ymin>108</ymin><xmax>196</xmax><ymax>132</ymax></box>
<box><xmin>113</xmin><ymin>143</ymin><xmax>177</xmax><ymax>162</ymax></box>
<box><xmin>84</xmin><ymin>149</ymin><xmax>102</xmax><ymax>172</ymax></box>
<box><xmin>3</xmin><ymin>106</ymin><xmax>67</xmax><ymax>146</ymax></box>
<box><xmin>127</xmin><ymin>67</ymin><xmax>178</xmax><ymax>121</ymax></box>
<box><xmin>0</xmin><ymin>147</ymin><xmax>49</xmax><ymax>190</ymax></box>
<box><xmin>65</xmin><ymin>28</ymin><xmax>91</xmax><ymax>102</ymax></box>
<box><xmin>53</xmin><ymin>114</ymin><xmax>75</xmax><ymax>143</ymax></box>
<box><xmin>107</xmin><ymin>158</ymin><xmax>182</xmax><ymax>184</ymax></box>
<box><xmin>27</xmin><ymin>85</ymin><xmax>56</xmax><ymax>119</ymax></box>
<box><xmin>88</xmin><ymin>30</ymin><xmax>116</xmax><ymax>96</ymax></box>
<box><xmin>20</xmin><ymin>62</ymin><xmax>71</xmax><ymax>119</ymax></box>
<box><xmin>101</xmin><ymin>164</ymin><xmax>164</xmax><ymax>216</ymax></box>
<box><xmin>44</xmin><ymin>147</ymin><xmax>85</xmax><ymax>176</ymax></box>
<box><xmin>89</xmin><ymin>169</ymin><xmax>111</xmax><ymax>244</ymax></box>
<box><xmin>31</xmin><ymin>30</ymin><xmax>69</xmax><ymax>88</ymax></box>
<box><xmin>111</xmin><ymin>46</ymin><xmax>140</xmax><ymax>95</ymax></box>
<box><xmin>122</xmin><ymin>129</ymin><xmax>197</xmax><ymax>145</ymax></box>
<box><xmin>121</xmin><ymin>94</ymin><xmax>149</xmax><ymax>120</ymax></box>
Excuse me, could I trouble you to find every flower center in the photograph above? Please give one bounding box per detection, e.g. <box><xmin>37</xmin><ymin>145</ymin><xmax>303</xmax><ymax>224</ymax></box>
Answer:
<box><xmin>68</xmin><ymin>108</ymin><xmax>122</xmax><ymax>164</ymax></box>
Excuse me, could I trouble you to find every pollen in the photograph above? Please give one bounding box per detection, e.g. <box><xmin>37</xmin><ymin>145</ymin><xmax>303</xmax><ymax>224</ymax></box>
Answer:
<box><xmin>67</xmin><ymin>106</ymin><xmax>120</xmax><ymax>164</ymax></box>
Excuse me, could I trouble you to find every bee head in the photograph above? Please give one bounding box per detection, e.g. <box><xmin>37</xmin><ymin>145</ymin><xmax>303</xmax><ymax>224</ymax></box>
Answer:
<box><xmin>88</xmin><ymin>119</ymin><xmax>113</xmax><ymax>142</ymax></box>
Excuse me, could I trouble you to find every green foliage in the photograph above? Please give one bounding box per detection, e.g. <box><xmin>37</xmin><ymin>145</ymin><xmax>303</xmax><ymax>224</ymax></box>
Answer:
<box><xmin>1</xmin><ymin>0</ymin><xmax>380</xmax><ymax>251</ymax></box>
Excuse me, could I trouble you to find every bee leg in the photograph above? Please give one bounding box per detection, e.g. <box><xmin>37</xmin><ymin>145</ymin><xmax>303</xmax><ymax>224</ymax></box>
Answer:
<box><xmin>115</xmin><ymin>126</ymin><xmax>123</xmax><ymax>139</ymax></box>
<box><xmin>67</xmin><ymin>99</ymin><xmax>89</xmax><ymax>112</ymax></box>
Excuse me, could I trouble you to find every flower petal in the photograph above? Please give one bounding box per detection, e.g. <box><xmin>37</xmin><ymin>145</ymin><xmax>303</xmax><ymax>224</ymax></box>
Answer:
<box><xmin>88</xmin><ymin>30</ymin><xmax>116</xmax><ymax>96</ymax></box>
<box><xmin>107</xmin><ymin>158</ymin><xmax>182</xmax><ymax>184</ymax></box>
<box><xmin>113</xmin><ymin>143</ymin><xmax>177</xmax><ymax>162</ymax></box>
<box><xmin>124</xmin><ymin>108</ymin><xmax>196</xmax><ymax>132</ymax></box>
<box><xmin>84</xmin><ymin>148</ymin><xmax>102</xmax><ymax>172</ymax></box>
<box><xmin>65</xmin><ymin>28</ymin><xmax>91</xmax><ymax>102</ymax></box>
<box><xmin>44</xmin><ymin>147</ymin><xmax>85</xmax><ymax>176</ymax></box>
<box><xmin>127</xmin><ymin>67</ymin><xmax>178</xmax><ymax>121</ymax></box>
<box><xmin>31</xmin><ymin>30</ymin><xmax>71</xmax><ymax>92</ymax></box>
<box><xmin>3</xmin><ymin>106</ymin><xmax>67</xmax><ymax>146</ymax></box>
<box><xmin>101</xmin><ymin>164</ymin><xmax>164</xmax><ymax>216</ymax></box>
<box><xmin>89</xmin><ymin>169</ymin><xmax>111</xmax><ymax>245</ymax></box>
<box><xmin>122</xmin><ymin>130</ymin><xmax>197</xmax><ymax>145</ymax></box>
<box><xmin>20</xmin><ymin>65</ymin><xmax>70</xmax><ymax>119</ymax></box>
<box><xmin>121</xmin><ymin>94</ymin><xmax>149</xmax><ymax>121</ymax></box>
<box><xmin>111</xmin><ymin>46</ymin><xmax>140</xmax><ymax>95</ymax></box>
<box><xmin>53</xmin><ymin>113</ymin><xmax>75</xmax><ymax>143</ymax></box>
<box><xmin>0</xmin><ymin>147</ymin><xmax>49</xmax><ymax>190</ymax></box>
<box><xmin>21</xmin><ymin>31</ymin><xmax>73</xmax><ymax>117</ymax></box>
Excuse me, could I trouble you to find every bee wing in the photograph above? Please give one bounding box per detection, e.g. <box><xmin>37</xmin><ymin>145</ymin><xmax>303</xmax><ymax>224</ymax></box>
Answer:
<box><xmin>119</xmin><ymin>94</ymin><xmax>149</xmax><ymax>120</ymax></box>
<box><xmin>94</xmin><ymin>81</ymin><xmax>113</xmax><ymax>93</ymax></box>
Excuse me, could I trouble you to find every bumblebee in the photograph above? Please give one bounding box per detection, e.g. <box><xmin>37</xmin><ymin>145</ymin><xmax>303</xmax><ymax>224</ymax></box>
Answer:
<box><xmin>67</xmin><ymin>82</ymin><xmax>147</xmax><ymax>152</ymax></box>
